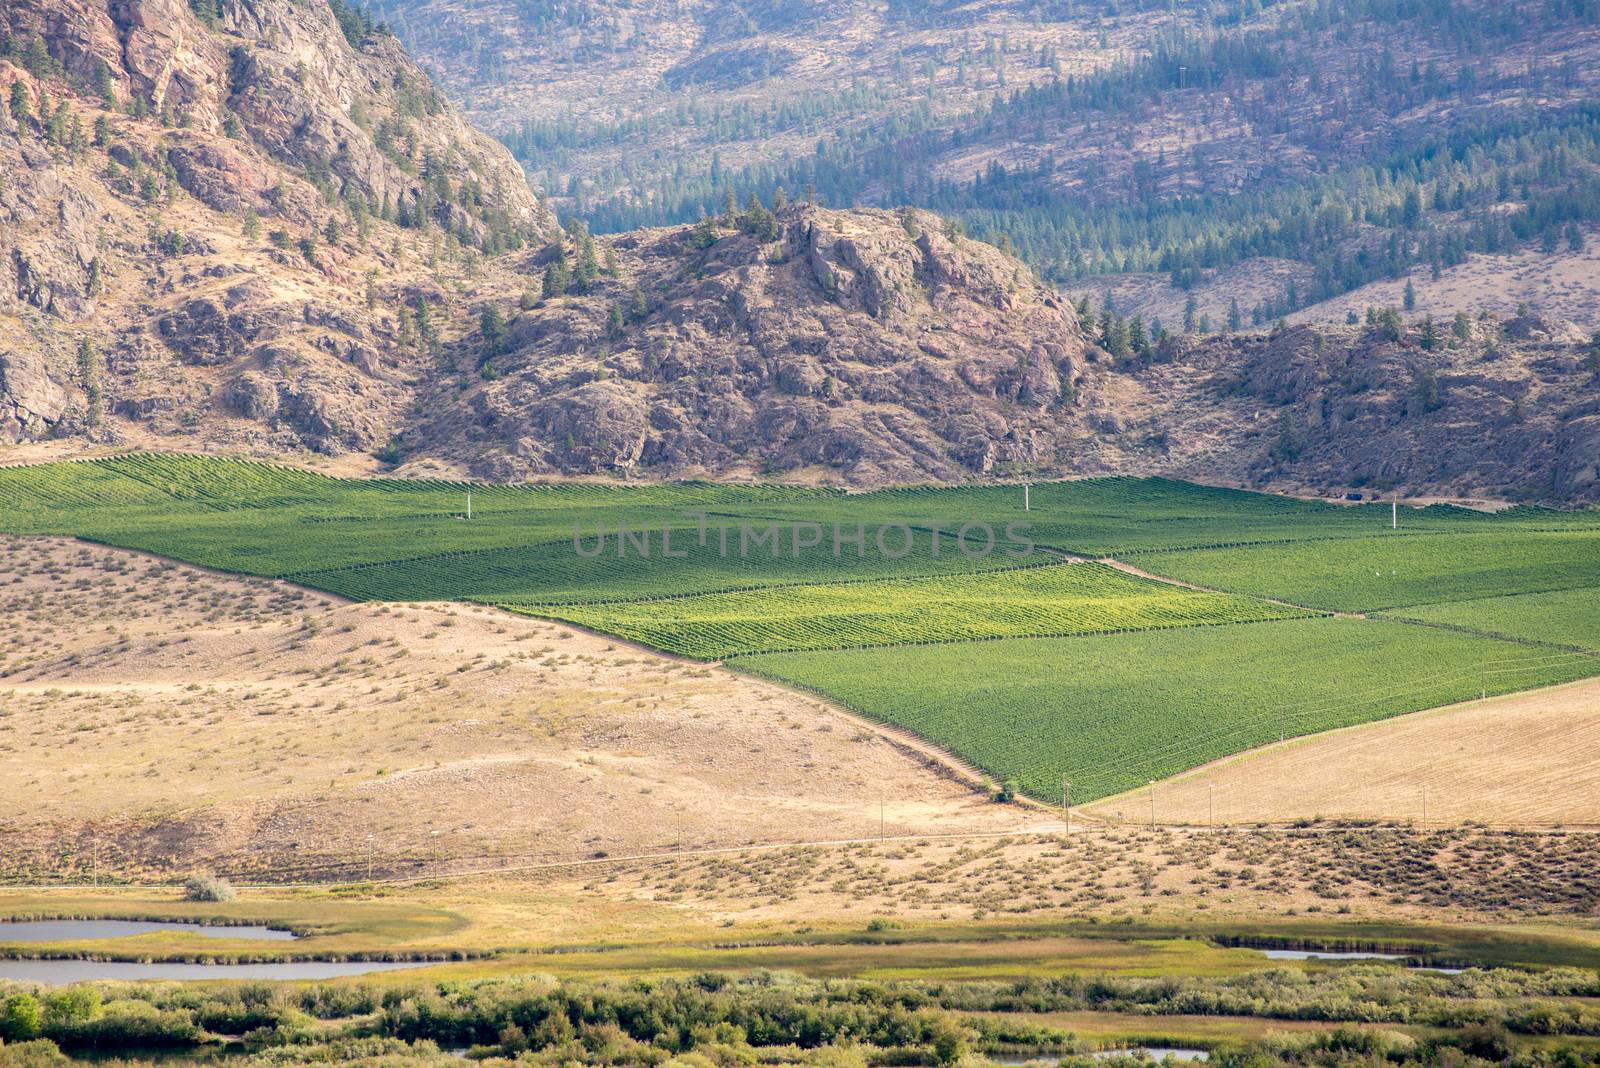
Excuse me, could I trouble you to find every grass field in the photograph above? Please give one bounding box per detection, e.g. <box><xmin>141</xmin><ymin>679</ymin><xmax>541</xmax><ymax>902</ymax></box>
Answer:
<box><xmin>2</xmin><ymin>454</ymin><xmax>1597</xmax><ymax>810</ymax></box>
<box><xmin>0</xmin><ymin>536</ymin><xmax>1019</xmax><ymax>882</ymax></box>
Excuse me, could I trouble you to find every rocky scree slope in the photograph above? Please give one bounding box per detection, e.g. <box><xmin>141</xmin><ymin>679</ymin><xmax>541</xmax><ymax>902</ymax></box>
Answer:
<box><xmin>0</xmin><ymin>0</ymin><xmax>546</xmax><ymax>452</ymax></box>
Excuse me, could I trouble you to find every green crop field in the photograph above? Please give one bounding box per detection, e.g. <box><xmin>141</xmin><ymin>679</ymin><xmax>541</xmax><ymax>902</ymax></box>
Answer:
<box><xmin>538</xmin><ymin>562</ymin><xmax>1319</xmax><ymax>659</ymax></box>
<box><xmin>1391</xmin><ymin>587</ymin><xmax>1600</xmax><ymax>651</ymax></box>
<box><xmin>1</xmin><ymin>453</ymin><xmax>1597</xmax><ymax>805</ymax></box>
<box><xmin>1135</xmin><ymin>531</ymin><xmax>1600</xmax><ymax>613</ymax></box>
<box><xmin>735</xmin><ymin>619</ymin><xmax>1600</xmax><ymax>802</ymax></box>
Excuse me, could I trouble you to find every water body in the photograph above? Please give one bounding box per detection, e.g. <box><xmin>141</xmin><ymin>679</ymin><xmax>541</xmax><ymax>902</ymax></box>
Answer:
<box><xmin>1259</xmin><ymin>948</ymin><xmax>1407</xmax><ymax>961</ymax></box>
<box><xmin>0</xmin><ymin>959</ymin><xmax>431</xmax><ymax>984</ymax></box>
<box><xmin>1256</xmin><ymin>948</ymin><xmax>1464</xmax><ymax>974</ymax></box>
<box><xmin>0</xmin><ymin>920</ymin><xmax>297</xmax><ymax>942</ymax></box>
<box><xmin>990</xmin><ymin>1048</ymin><xmax>1211</xmax><ymax>1064</ymax></box>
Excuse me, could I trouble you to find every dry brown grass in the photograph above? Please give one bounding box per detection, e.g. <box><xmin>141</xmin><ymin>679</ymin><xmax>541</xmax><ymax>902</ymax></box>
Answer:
<box><xmin>521</xmin><ymin>821</ymin><xmax>1600</xmax><ymax>927</ymax></box>
<box><xmin>1291</xmin><ymin>228</ymin><xmax>1600</xmax><ymax>332</ymax></box>
<box><xmin>1079</xmin><ymin>227</ymin><xmax>1600</xmax><ymax>334</ymax></box>
<box><xmin>1083</xmin><ymin>679</ymin><xmax>1600</xmax><ymax>829</ymax></box>
<box><xmin>0</xmin><ymin>536</ymin><xmax>1022</xmax><ymax>882</ymax></box>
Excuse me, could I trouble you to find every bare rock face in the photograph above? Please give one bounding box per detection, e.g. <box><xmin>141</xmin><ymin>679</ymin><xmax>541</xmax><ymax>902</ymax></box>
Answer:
<box><xmin>164</xmin><ymin>140</ymin><xmax>266</xmax><ymax>213</ymax></box>
<box><xmin>109</xmin><ymin>0</ymin><xmax>228</xmax><ymax>126</ymax></box>
<box><xmin>0</xmin><ymin>349</ymin><xmax>74</xmax><ymax>441</ymax></box>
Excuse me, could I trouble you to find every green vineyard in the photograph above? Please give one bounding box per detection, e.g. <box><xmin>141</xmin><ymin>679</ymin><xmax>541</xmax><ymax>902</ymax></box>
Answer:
<box><xmin>1</xmin><ymin>453</ymin><xmax>1597</xmax><ymax>803</ymax></box>
<box><xmin>736</xmin><ymin>619</ymin><xmax>1600</xmax><ymax>802</ymax></box>
<box><xmin>1137</xmin><ymin>531</ymin><xmax>1600</xmax><ymax>613</ymax></box>
<box><xmin>1391</xmin><ymin>586</ymin><xmax>1600</xmax><ymax>652</ymax></box>
<box><xmin>538</xmin><ymin>562</ymin><xmax>1318</xmax><ymax>659</ymax></box>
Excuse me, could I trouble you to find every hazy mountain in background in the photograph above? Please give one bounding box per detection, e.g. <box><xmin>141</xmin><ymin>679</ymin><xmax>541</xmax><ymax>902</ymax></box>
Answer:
<box><xmin>374</xmin><ymin>0</ymin><xmax>1600</xmax><ymax>328</ymax></box>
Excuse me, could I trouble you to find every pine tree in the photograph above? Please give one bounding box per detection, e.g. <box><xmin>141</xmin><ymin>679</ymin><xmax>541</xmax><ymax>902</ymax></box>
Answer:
<box><xmin>414</xmin><ymin>297</ymin><xmax>436</xmax><ymax>352</ymax></box>
<box><xmin>573</xmin><ymin>231</ymin><xmax>599</xmax><ymax>293</ymax></box>
<box><xmin>1183</xmin><ymin>293</ymin><xmax>1197</xmax><ymax>334</ymax></box>
<box><xmin>1227</xmin><ymin>297</ymin><xmax>1242</xmax><ymax>333</ymax></box>
<box><xmin>94</xmin><ymin>60</ymin><xmax>117</xmax><ymax>106</ymax></box>
<box><xmin>1273</xmin><ymin>411</ymin><xmax>1301</xmax><ymax>460</ymax></box>
<box><xmin>480</xmin><ymin>304</ymin><xmax>506</xmax><ymax>357</ymax></box>
<box><xmin>543</xmin><ymin>244</ymin><xmax>570</xmax><ymax>298</ymax></box>
<box><xmin>1403</xmin><ymin>278</ymin><xmax>1416</xmax><ymax>311</ymax></box>
<box><xmin>396</xmin><ymin>306</ymin><xmax>415</xmax><ymax>351</ymax></box>
<box><xmin>9</xmin><ymin>81</ymin><xmax>31</xmax><ymax>128</ymax></box>
<box><xmin>1420</xmin><ymin>314</ymin><xmax>1439</xmax><ymax>350</ymax></box>
<box><xmin>77</xmin><ymin>338</ymin><xmax>102</xmax><ymax>426</ymax></box>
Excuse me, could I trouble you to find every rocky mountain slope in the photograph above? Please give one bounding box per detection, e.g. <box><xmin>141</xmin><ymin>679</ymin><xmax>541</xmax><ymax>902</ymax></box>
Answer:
<box><xmin>1136</xmin><ymin>316</ymin><xmax>1600</xmax><ymax>503</ymax></box>
<box><xmin>1</xmin><ymin>0</ymin><xmax>547</xmax><ymax>451</ymax></box>
<box><xmin>2</xmin><ymin>0</ymin><xmax>1596</xmax><ymax>504</ymax></box>
<box><xmin>417</xmin><ymin>205</ymin><xmax>1090</xmax><ymax>484</ymax></box>
<box><xmin>428</xmin><ymin>204</ymin><xmax>1599</xmax><ymax>500</ymax></box>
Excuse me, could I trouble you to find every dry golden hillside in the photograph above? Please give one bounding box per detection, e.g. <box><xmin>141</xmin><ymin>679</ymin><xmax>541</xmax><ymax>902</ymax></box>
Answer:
<box><xmin>0</xmin><ymin>536</ymin><xmax>1022</xmax><ymax>882</ymax></box>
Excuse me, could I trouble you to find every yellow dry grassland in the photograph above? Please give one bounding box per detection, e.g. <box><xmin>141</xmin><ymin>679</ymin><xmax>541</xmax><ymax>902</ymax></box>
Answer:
<box><xmin>1083</xmin><ymin>679</ymin><xmax>1600</xmax><ymax>828</ymax></box>
<box><xmin>0</xmin><ymin>536</ymin><xmax>1021</xmax><ymax>882</ymax></box>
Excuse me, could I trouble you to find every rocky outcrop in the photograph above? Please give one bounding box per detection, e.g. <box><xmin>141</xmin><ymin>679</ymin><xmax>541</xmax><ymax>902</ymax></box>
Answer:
<box><xmin>0</xmin><ymin>349</ymin><xmax>74</xmax><ymax>441</ymax></box>
<box><xmin>1134</xmin><ymin>322</ymin><xmax>1600</xmax><ymax>503</ymax></box>
<box><xmin>419</xmin><ymin>206</ymin><xmax>1090</xmax><ymax>483</ymax></box>
<box><xmin>2</xmin><ymin>0</ymin><xmax>1592</xmax><ymax>503</ymax></box>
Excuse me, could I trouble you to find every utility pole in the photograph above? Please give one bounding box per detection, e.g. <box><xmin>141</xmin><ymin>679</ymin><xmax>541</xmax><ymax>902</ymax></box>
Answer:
<box><xmin>466</xmin><ymin>488</ymin><xmax>473</xmax><ymax>520</ymax></box>
<box><xmin>1148</xmin><ymin>780</ymin><xmax>1156</xmax><ymax>829</ymax></box>
<box><xmin>1392</xmin><ymin>500</ymin><xmax>1397</xmax><ymax>530</ymax></box>
<box><xmin>1024</xmin><ymin>483</ymin><xmax>1031</xmax><ymax>512</ymax></box>
<box><xmin>1062</xmin><ymin>778</ymin><xmax>1071</xmax><ymax>832</ymax></box>
<box><xmin>1208</xmin><ymin>784</ymin><xmax>1214</xmax><ymax>830</ymax></box>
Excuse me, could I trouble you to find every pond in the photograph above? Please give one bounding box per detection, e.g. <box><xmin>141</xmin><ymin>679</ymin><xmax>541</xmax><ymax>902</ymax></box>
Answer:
<box><xmin>1254</xmin><ymin>948</ymin><xmax>1464</xmax><ymax>974</ymax></box>
<box><xmin>1258</xmin><ymin>948</ymin><xmax>1407</xmax><ymax>961</ymax></box>
<box><xmin>0</xmin><ymin>959</ymin><xmax>433</xmax><ymax>984</ymax></box>
<box><xmin>990</xmin><ymin>1048</ymin><xmax>1211</xmax><ymax>1064</ymax></box>
<box><xmin>0</xmin><ymin>920</ymin><xmax>297</xmax><ymax>942</ymax></box>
